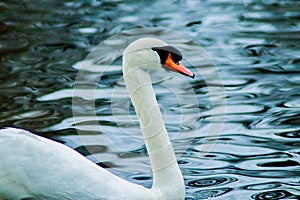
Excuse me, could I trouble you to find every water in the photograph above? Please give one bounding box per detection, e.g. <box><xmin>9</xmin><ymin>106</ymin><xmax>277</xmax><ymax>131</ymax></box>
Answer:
<box><xmin>0</xmin><ymin>0</ymin><xmax>300</xmax><ymax>199</ymax></box>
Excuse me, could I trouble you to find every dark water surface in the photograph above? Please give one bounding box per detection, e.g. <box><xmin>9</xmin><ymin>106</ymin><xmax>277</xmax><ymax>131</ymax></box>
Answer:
<box><xmin>1</xmin><ymin>0</ymin><xmax>300</xmax><ymax>199</ymax></box>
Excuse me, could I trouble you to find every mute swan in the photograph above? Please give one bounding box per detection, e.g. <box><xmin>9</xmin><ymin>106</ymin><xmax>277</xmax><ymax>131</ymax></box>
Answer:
<box><xmin>0</xmin><ymin>38</ymin><xmax>194</xmax><ymax>200</ymax></box>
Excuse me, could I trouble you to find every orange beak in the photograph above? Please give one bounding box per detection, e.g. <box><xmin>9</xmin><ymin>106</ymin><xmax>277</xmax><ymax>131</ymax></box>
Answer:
<box><xmin>165</xmin><ymin>54</ymin><xmax>194</xmax><ymax>78</ymax></box>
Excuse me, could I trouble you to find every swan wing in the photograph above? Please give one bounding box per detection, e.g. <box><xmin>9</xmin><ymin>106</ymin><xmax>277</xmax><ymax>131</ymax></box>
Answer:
<box><xmin>0</xmin><ymin>128</ymin><xmax>151</xmax><ymax>199</ymax></box>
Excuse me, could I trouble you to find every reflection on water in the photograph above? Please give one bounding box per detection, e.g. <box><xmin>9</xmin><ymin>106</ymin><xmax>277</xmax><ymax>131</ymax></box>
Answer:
<box><xmin>0</xmin><ymin>0</ymin><xmax>299</xmax><ymax>199</ymax></box>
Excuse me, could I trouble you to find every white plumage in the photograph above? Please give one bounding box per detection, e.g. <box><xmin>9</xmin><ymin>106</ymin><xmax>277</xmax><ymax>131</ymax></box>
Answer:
<box><xmin>0</xmin><ymin>38</ymin><xmax>193</xmax><ymax>199</ymax></box>
<box><xmin>0</xmin><ymin>128</ymin><xmax>151</xmax><ymax>199</ymax></box>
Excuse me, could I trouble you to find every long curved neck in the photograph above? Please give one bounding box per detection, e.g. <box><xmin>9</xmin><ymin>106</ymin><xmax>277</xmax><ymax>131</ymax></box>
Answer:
<box><xmin>123</xmin><ymin>66</ymin><xmax>184</xmax><ymax>196</ymax></box>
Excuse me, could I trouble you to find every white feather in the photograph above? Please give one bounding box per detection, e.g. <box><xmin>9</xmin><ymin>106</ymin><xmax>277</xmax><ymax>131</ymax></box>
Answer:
<box><xmin>0</xmin><ymin>38</ymin><xmax>186</xmax><ymax>200</ymax></box>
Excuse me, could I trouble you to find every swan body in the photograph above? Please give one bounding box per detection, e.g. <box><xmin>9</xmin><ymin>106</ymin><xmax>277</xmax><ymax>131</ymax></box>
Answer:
<box><xmin>0</xmin><ymin>38</ymin><xmax>194</xmax><ymax>200</ymax></box>
<box><xmin>0</xmin><ymin>128</ymin><xmax>151</xmax><ymax>200</ymax></box>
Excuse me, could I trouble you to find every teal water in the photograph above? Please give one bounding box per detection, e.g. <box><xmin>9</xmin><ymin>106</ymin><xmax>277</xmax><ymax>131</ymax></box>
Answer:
<box><xmin>0</xmin><ymin>0</ymin><xmax>299</xmax><ymax>199</ymax></box>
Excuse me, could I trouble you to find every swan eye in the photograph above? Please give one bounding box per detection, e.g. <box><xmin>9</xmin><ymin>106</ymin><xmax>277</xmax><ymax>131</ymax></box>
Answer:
<box><xmin>151</xmin><ymin>45</ymin><xmax>183</xmax><ymax>65</ymax></box>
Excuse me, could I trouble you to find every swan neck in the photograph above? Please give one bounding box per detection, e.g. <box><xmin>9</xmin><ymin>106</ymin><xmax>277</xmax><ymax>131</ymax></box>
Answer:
<box><xmin>123</xmin><ymin>66</ymin><xmax>184</xmax><ymax>194</ymax></box>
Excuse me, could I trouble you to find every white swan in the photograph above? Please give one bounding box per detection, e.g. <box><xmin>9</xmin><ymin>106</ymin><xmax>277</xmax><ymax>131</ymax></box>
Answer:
<box><xmin>0</xmin><ymin>38</ymin><xmax>194</xmax><ymax>200</ymax></box>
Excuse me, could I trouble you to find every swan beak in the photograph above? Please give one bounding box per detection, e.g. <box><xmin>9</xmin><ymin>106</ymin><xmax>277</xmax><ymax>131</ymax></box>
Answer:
<box><xmin>165</xmin><ymin>54</ymin><xmax>195</xmax><ymax>78</ymax></box>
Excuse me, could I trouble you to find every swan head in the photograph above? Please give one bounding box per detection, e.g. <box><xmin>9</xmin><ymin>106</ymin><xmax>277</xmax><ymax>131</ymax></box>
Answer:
<box><xmin>123</xmin><ymin>38</ymin><xmax>194</xmax><ymax>78</ymax></box>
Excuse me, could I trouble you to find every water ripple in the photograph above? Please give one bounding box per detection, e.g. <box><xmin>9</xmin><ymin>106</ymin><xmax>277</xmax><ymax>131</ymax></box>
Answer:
<box><xmin>187</xmin><ymin>176</ymin><xmax>237</xmax><ymax>188</ymax></box>
<box><xmin>251</xmin><ymin>190</ymin><xmax>297</xmax><ymax>200</ymax></box>
<box><xmin>186</xmin><ymin>188</ymin><xmax>233</xmax><ymax>200</ymax></box>
<box><xmin>243</xmin><ymin>181</ymin><xmax>300</xmax><ymax>190</ymax></box>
